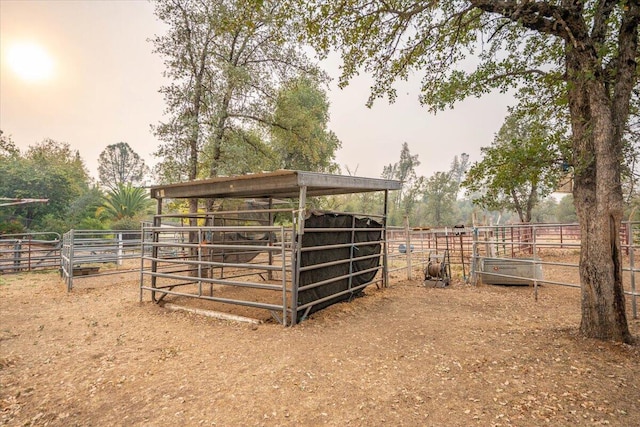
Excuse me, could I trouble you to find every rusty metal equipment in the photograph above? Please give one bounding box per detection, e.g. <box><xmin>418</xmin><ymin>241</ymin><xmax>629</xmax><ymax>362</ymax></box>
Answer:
<box><xmin>423</xmin><ymin>250</ymin><xmax>450</xmax><ymax>288</ymax></box>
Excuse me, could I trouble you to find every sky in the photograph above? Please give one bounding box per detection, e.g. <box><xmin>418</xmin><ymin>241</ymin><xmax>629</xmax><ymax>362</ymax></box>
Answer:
<box><xmin>0</xmin><ymin>0</ymin><xmax>514</xmax><ymax>183</ymax></box>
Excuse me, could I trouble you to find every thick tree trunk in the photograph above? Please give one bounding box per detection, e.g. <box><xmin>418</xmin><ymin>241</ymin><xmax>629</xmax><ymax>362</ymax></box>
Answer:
<box><xmin>567</xmin><ymin>47</ymin><xmax>632</xmax><ymax>344</ymax></box>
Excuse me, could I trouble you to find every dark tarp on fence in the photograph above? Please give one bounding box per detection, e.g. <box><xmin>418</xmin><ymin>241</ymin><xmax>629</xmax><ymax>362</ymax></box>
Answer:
<box><xmin>298</xmin><ymin>212</ymin><xmax>382</xmax><ymax>319</ymax></box>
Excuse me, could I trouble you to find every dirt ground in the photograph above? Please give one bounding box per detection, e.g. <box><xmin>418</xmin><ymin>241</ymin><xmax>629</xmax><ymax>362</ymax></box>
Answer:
<box><xmin>1</xmin><ymin>269</ymin><xmax>639</xmax><ymax>427</ymax></box>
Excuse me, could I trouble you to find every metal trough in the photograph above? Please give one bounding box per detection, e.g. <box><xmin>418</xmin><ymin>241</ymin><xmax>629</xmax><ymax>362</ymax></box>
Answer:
<box><xmin>479</xmin><ymin>257</ymin><xmax>543</xmax><ymax>286</ymax></box>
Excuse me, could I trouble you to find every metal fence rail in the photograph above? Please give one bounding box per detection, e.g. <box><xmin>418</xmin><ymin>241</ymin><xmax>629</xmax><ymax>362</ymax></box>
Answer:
<box><xmin>0</xmin><ymin>232</ymin><xmax>61</xmax><ymax>274</ymax></box>
<box><xmin>140</xmin><ymin>223</ymin><xmax>294</xmax><ymax>325</ymax></box>
<box><xmin>387</xmin><ymin>224</ymin><xmax>473</xmax><ymax>280</ymax></box>
<box><xmin>140</xmin><ymin>209</ymin><xmax>391</xmax><ymax>325</ymax></box>
<box><xmin>469</xmin><ymin>223</ymin><xmax>639</xmax><ymax>319</ymax></box>
<box><xmin>61</xmin><ymin>229</ymin><xmax>143</xmax><ymax>291</ymax></box>
<box><xmin>385</xmin><ymin>222</ymin><xmax>638</xmax><ymax>319</ymax></box>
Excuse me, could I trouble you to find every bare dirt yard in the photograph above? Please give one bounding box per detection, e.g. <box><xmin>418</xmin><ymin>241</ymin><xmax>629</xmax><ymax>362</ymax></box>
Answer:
<box><xmin>1</xmin><ymin>269</ymin><xmax>639</xmax><ymax>427</ymax></box>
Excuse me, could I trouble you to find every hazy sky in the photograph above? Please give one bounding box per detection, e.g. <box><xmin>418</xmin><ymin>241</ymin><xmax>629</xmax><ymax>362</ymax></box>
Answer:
<box><xmin>1</xmin><ymin>0</ymin><xmax>514</xmax><ymax>182</ymax></box>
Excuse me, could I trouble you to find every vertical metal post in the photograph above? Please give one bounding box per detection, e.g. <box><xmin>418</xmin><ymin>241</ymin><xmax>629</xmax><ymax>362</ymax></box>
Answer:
<box><xmin>459</xmin><ymin>233</ymin><xmax>466</xmax><ymax>281</ymax></box>
<box><xmin>629</xmin><ymin>222</ymin><xmax>637</xmax><ymax>319</ymax></box>
<box><xmin>198</xmin><ymin>226</ymin><xmax>203</xmax><ymax>297</ymax></box>
<box><xmin>67</xmin><ymin>229</ymin><xmax>74</xmax><ymax>291</ymax></box>
<box><xmin>268</xmin><ymin>198</ymin><xmax>274</xmax><ymax>280</ymax></box>
<box><xmin>27</xmin><ymin>235</ymin><xmax>32</xmax><ymax>271</ymax></box>
<box><xmin>151</xmin><ymin>198</ymin><xmax>162</xmax><ymax>302</ymax></box>
<box><xmin>404</xmin><ymin>215</ymin><xmax>412</xmax><ymax>280</ymax></box>
<box><xmin>470</xmin><ymin>227</ymin><xmax>478</xmax><ymax>285</ymax></box>
<box><xmin>280</xmin><ymin>226</ymin><xmax>287</xmax><ymax>327</ymax></box>
<box><xmin>117</xmin><ymin>233</ymin><xmax>123</xmax><ymax>266</ymax></box>
<box><xmin>13</xmin><ymin>240</ymin><xmax>21</xmax><ymax>273</ymax></box>
<box><xmin>291</xmin><ymin>185</ymin><xmax>307</xmax><ymax>326</ymax></box>
<box><xmin>532</xmin><ymin>226</ymin><xmax>538</xmax><ymax>302</ymax></box>
<box><xmin>139</xmin><ymin>222</ymin><xmax>145</xmax><ymax>303</ymax></box>
<box><xmin>348</xmin><ymin>215</ymin><xmax>356</xmax><ymax>289</ymax></box>
<box><xmin>510</xmin><ymin>227</ymin><xmax>515</xmax><ymax>257</ymax></box>
<box><xmin>382</xmin><ymin>190</ymin><xmax>390</xmax><ymax>288</ymax></box>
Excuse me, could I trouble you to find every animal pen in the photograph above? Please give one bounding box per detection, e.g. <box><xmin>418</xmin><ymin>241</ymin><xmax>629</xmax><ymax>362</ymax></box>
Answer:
<box><xmin>139</xmin><ymin>170</ymin><xmax>402</xmax><ymax>325</ymax></box>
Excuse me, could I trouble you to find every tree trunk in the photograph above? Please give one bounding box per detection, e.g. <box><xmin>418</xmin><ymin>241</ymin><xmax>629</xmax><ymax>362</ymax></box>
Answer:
<box><xmin>567</xmin><ymin>46</ymin><xmax>632</xmax><ymax>344</ymax></box>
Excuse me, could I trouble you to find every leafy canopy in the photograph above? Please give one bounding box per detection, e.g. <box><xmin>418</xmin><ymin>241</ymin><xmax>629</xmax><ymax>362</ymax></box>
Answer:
<box><xmin>463</xmin><ymin>109</ymin><xmax>566</xmax><ymax>222</ymax></box>
<box><xmin>0</xmin><ymin>138</ymin><xmax>92</xmax><ymax>231</ymax></box>
<box><xmin>152</xmin><ymin>0</ymin><xmax>323</xmax><ymax>184</ymax></box>
<box><xmin>270</xmin><ymin>76</ymin><xmax>341</xmax><ymax>173</ymax></box>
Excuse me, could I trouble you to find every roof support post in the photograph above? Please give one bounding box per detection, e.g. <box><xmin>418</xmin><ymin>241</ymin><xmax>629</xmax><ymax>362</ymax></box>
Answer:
<box><xmin>383</xmin><ymin>189</ymin><xmax>390</xmax><ymax>288</ymax></box>
<box><xmin>291</xmin><ymin>185</ymin><xmax>307</xmax><ymax>325</ymax></box>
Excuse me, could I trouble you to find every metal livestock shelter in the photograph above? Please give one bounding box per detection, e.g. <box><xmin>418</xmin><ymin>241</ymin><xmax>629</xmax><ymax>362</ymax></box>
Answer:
<box><xmin>139</xmin><ymin>170</ymin><xmax>402</xmax><ymax>325</ymax></box>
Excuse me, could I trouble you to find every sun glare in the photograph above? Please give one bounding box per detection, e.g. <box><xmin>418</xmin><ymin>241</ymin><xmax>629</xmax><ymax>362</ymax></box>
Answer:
<box><xmin>6</xmin><ymin>42</ymin><xmax>54</xmax><ymax>82</ymax></box>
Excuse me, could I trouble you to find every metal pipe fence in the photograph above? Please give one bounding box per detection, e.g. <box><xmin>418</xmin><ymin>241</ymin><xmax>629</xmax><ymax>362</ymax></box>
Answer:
<box><xmin>140</xmin><ymin>224</ymin><xmax>294</xmax><ymax>324</ymax></box>
<box><xmin>386</xmin><ymin>222</ymin><xmax>638</xmax><ymax>319</ymax></box>
<box><xmin>9</xmin><ymin>220</ymin><xmax>638</xmax><ymax>321</ymax></box>
<box><xmin>139</xmin><ymin>209</ymin><xmax>390</xmax><ymax>325</ymax></box>
<box><xmin>469</xmin><ymin>223</ymin><xmax>638</xmax><ymax>319</ymax></box>
<box><xmin>0</xmin><ymin>232</ymin><xmax>61</xmax><ymax>274</ymax></box>
<box><xmin>60</xmin><ymin>229</ymin><xmax>143</xmax><ymax>291</ymax></box>
<box><xmin>387</xmin><ymin>224</ymin><xmax>474</xmax><ymax>280</ymax></box>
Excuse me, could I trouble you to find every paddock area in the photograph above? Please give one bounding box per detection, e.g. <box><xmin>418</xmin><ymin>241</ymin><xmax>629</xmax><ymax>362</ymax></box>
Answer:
<box><xmin>1</xmin><ymin>271</ymin><xmax>638</xmax><ymax>426</ymax></box>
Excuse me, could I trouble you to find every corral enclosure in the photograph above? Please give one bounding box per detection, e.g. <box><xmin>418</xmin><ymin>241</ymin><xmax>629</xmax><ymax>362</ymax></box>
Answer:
<box><xmin>140</xmin><ymin>170</ymin><xmax>402</xmax><ymax>325</ymax></box>
<box><xmin>2</xmin><ymin>172</ymin><xmax>640</xmax><ymax>425</ymax></box>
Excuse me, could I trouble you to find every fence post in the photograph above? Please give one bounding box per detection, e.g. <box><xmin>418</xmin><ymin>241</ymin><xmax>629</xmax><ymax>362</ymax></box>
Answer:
<box><xmin>67</xmin><ymin>229</ymin><xmax>75</xmax><ymax>291</ymax></box>
<box><xmin>13</xmin><ymin>240</ymin><xmax>22</xmax><ymax>272</ymax></box>
<box><xmin>117</xmin><ymin>233</ymin><xmax>123</xmax><ymax>266</ymax></box>
<box><xmin>533</xmin><ymin>225</ymin><xmax>539</xmax><ymax>302</ymax></box>
<box><xmin>471</xmin><ymin>227</ymin><xmax>478</xmax><ymax>285</ymax></box>
<box><xmin>405</xmin><ymin>216</ymin><xmax>412</xmax><ymax>280</ymax></box>
<box><xmin>629</xmin><ymin>222</ymin><xmax>637</xmax><ymax>319</ymax></box>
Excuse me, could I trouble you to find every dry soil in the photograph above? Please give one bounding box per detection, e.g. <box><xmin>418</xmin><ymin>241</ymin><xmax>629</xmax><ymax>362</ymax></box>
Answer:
<box><xmin>1</xmin><ymin>270</ymin><xmax>639</xmax><ymax>426</ymax></box>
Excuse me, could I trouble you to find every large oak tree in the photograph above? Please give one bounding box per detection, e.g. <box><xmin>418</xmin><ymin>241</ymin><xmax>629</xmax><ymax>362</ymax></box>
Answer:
<box><xmin>293</xmin><ymin>0</ymin><xmax>638</xmax><ymax>343</ymax></box>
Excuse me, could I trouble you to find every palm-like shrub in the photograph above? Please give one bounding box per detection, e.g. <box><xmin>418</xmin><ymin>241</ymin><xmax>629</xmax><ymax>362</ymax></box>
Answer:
<box><xmin>100</xmin><ymin>184</ymin><xmax>151</xmax><ymax>222</ymax></box>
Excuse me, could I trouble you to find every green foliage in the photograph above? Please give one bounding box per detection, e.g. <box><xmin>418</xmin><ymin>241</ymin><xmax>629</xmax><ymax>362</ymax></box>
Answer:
<box><xmin>420</xmin><ymin>154</ymin><xmax>470</xmax><ymax>226</ymax></box>
<box><xmin>270</xmin><ymin>76</ymin><xmax>341</xmax><ymax>173</ymax></box>
<box><xmin>0</xmin><ymin>130</ymin><xmax>19</xmax><ymax>158</ymax></box>
<box><xmin>109</xmin><ymin>217</ymin><xmax>142</xmax><ymax>231</ymax></box>
<box><xmin>152</xmin><ymin>0</ymin><xmax>322</xmax><ymax>184</ymax></box>
<box><xmin>34</xmin><ymin>214</ymin><xmax>70</xmax><ymax>236</ymax></box>
<box><xmin>101</xmin><ymin>184</ymin><xmax>152</xmax><ymax>221</ymax></box>
<box><xmin>531</xmin><ymin>197</ymin><xmax>559</xmax><ymax>223</ymax></box>
<box><xmin>556</xmin><ymin>195</ymin><xmax>578</xmax><ymax>223</ymax></box>
<box><xmin>289</xmin><ymin>0</ymin><xmax>637</xmax><ymax>211</ymax></box>
<box><xmin>204</xmin><ymin>128</ymin><xmax>275</xmax><ymax>176</ymax></box>
<box><xmin>0</xmin><ymin>219</ymin><xmax>25</xmax><ymax>235</ymax></box>
<box><xmin>77</xmin><ymin>217</ymin><xmax>108</xmax><ymax>231</ymax></box>
<box><xmin>98</xmin><ymin>142</ymin><xmax>149</xmax><ymax>189</ymax></box>
<box><xmin>422</xmin><ymin>171</ymin><xmax>459</xmax><ymax>226</ymax></box>
<box><xmin>0</xmin><ymin>138</ymin><xmax>92</xmax><ymax>231</ymax></box>
<box><xmin>463</xmin><ymin>109</ymin><xmax>565</xmax><ymax>223</ymax></box>
<box><xmin>382</xmin><ymin>142</ymin><xmax>423</xmax><ymax>223</ymax></box>
<box><xmin>66</xmin><ymin>187</ymin><xmax>104</xmax><ymax>225</ymax></box>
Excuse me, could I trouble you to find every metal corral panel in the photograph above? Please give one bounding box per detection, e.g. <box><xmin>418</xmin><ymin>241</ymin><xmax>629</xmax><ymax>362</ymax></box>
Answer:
<box><xmin>480</xmin><ymin>257</ymin><xmax>543</xmax><ymax>286</ymax></box>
